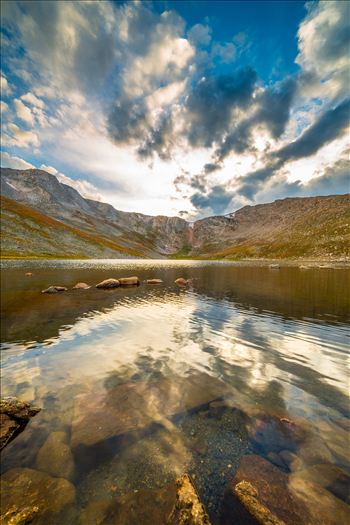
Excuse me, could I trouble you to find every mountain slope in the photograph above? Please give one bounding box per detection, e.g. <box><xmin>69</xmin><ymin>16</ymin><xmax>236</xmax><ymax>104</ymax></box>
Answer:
<box><xmin>1</xmin><ymin>167</ymin><xmax>349</xmax><ymax>259</ymax></box>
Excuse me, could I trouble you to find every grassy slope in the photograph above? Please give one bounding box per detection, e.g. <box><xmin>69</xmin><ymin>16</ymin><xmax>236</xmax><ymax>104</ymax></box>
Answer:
<box><xmin>199</xmin><ymin>202</ymin><xmax>350</xmax><ymax>259</ymax></box>
<box><xmin>0</xmin><ymin>196</ymin><xmax>145</xmax><ymax>258</ymax></box>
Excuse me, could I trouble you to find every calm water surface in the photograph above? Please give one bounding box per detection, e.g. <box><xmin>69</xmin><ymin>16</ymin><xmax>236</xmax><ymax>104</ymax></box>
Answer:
<box><xmin>1</xmin><ymin>260</ymin><xmax>349</xmax><ymax>524</ymax></box>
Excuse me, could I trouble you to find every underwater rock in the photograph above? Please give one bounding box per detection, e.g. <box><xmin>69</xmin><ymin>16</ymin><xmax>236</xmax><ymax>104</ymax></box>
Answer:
<box><xmin>41</xmin><ymin>285</ymin><xmax>67</xmax><ymax>294</ymax></box>
<box><xmin>167</xmin><ymin>474</ymin><xmax>211</xmax><ymax>525</ymax></box>
<box><xmin>1</xmin><ymin>505</ymin><xmax>39</xmax><ymax>524</ymax></box>
<box><xmin>291</xmin><ymin>464</ymin><xmax>350</xmax><ymax>504</ymax></box>
<box><xmin>0</xmin><ymin>468</ymin><xmax>76</xmax><ymax>525</ymax></box>
<box><xmin>233</xmin><ymin>481</ymin><xmax>285</xmax><ymax>525</ymax></box>
<box><xmin>221</xmin><ymin>455</ymin><xmax>311</xmax><ymax>525</ymax></box>
<box><xmin>36</xmin><ymin>431</ymin><xmax>75</xmax><ymax>480</ymax></box>
<box><xmin>95</xmin><ymin>278</ymin><xmax>120</xmax><ymax>289</ymax></box>
<box><xmin>146</xmin><ymin>279</ymin><xmax>164</xmax><ymax>284</ymax></box>
<box><xmin>0</xmin><ymin>398</ymin><xmax>40</xmax><ymax>451</ymax></box>
<box><xmin>118</xmin><ymin>276</ymin><xmax>140</xmax><ymax>286</ymax></box>
<box><xmin>25</xmin><ymin>272</ymin><xmax>33</xmax><ymax>276</ymax></box>
<box><xmin>72</xmin><ymin>282</ymin><xmax>91</xmax><ymax>289</ymax></box>
<box><xmin>269</xmin><ymin>264</ymin><xmax>280</xmax><ymax>269</ymax></box>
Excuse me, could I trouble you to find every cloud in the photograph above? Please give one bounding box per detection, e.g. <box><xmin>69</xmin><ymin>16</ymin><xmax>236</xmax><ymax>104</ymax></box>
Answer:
<box><xmin>14</xmin><ymin>98</ymin><xmax>35</xmax><ymax>125</ymax></box>
<box><xmin>275</xmin><ymin>98</ymin><xmax>350</xmax><ymax>162</ymax></box>
<box><xmin>191</xmin><ymin>184</ymin><xmax>235</xmax><ymax>215</ymax></box>
<box><xmin>2</xmin><ymin>123</ymin><xmax>39</xmax><ymax>148</ymax></box>
<box><xmin>40</xmin><ymin>164</ymin><xmax>58</xmax><ymax>175</ymax></box>
<box><xmin>211</xmin><ymin>42</ymin><xmax>236</xmax><ymax>63</ymax></box>
<box><xmin>296</xmin><ymin>1</ymin><xmax>350</xmax><ymax>101</ymax></box>
<box><xmin>55</xmin><ymin>173</ymin><xmax>103</xmax><ymax>202</ymax></box>
<box><xmin>0</xmin><ymin>101</ymin><xmax>9</xmax><ymax>113</ymax></box>
<box><xmin>188</xmin><ymin>24</ymin><xmax>212</xmax><ymax>46</ymax></box>
<box><xmin>0</xmin><ymin>151</ymin><xmax>35</xmax><ymax>170</ymax></box>
<box><xmin>0</xmin><ymin>74</ymin><xmax>12</xmax><ymax>96</ymax></box>
<box><xmin>21</xmin><ymin>92</ymin><xmax>45</xmax><ymax>109</ymax></box>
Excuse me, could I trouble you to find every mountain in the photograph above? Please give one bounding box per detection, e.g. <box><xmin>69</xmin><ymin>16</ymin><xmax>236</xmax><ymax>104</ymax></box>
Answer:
<box><xmin>1</xmin><ymin>167</ymin><xmax>349</xmax><ymax>259</ymax></box>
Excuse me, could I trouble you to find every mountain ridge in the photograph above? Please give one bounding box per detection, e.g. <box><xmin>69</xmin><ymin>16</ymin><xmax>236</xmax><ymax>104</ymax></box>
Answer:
<box><xmin>1</xmin><ymin>167</ymin><xmax>349</xmax><ymax>259</ymax></box>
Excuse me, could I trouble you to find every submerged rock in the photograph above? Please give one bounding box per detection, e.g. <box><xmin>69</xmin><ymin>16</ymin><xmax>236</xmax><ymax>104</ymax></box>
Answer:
<box><xmin>269</xmin><ymin>264</ymin><xmax>280</xmax><ymax>269</ymax></box>
<box><xmin>36</xmin><ymin>431</ymin><xmax>75</xmax><ymax>480</ymax></box>
<box><xmin>221</xmin><ymin>455</ymin><xmax>310</xmax><ymax>525</ymax></box>
<box><xmin>233</xmin><ymin>481</ymin><xmax>285</xmax><ymax>525</ymax></box>
<box><xmin>0</xmin><ymin>398</ymin><xmax>40</xmax><ymax>451</ymax></box>
<box><xmin>167</xmin><ymin>474</ymin><xmax>211</xmax><ymax>525</ymax></box>
<box><xmin>146</xmin><ymin>279</ymin><xmax>164</xmax><ymax>284</ymax></box>
<box><xmin>0</xmin><ymin>468</ymin><xmax>76</xmax><ymax>525</ymax></box>
<box><xmin>41</xmin><ymin>285</ymin><xmax>67</xmax><ymax>294</ymax></box>
<box><xmin>72</xmin><ymin>282</ymin><xmax>90</xmax><ymax>289</ymax></box>
<box><xmin>1</xmin><ymin>505</ymin><xmax>39</xmax><ymax>524</ymax></box>
<box><xmin>95</xmin><ymin>278</ymin><xmax>120</xmax><ymax>289</ymax></box>
<box><xmin>118</xmin><ymin>276</ymin><xmax>140</xmax><ymax>286</ymax></box>
<box><xmin>25</xmin><ymin>272</ymin><xmax>33</xmax><ymax>277</ymax></box>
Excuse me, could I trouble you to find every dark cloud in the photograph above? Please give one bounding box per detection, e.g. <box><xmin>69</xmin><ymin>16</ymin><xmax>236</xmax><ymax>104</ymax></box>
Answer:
<box><xmin>275</xmin><ymin>98</ymin><xmax>350</xmax><ymax>162</ymax></box>
<box><xmin>185</xmin><ymin>67</ymin><xmax>257</xmax><ymax>148</ymax></box>
<box><xmin>137</xmin><ymin>113</ymin><xmax>174</xmax><ymax>160</ymax></box>
<box><xmin>191</xmin><ymin>184</ymin><xmax>235</xmax><ymax>215</ymax></box>
<box><xmin>107</xmin><ymin>98</ymin><xmax>147</xmax><ymax>143</ymax></box>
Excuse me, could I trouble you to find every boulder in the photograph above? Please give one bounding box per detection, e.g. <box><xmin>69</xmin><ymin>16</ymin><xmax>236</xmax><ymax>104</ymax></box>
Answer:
<box><xmin>146</xmin><ymin>279</ymin><xmax>164</xmax><ymax>284</ymax></box>
<box><xmin>118</xmin><ymin>276</ymin><xmax>140</xmax><ymax>286</ymax></box>
<box><xmin>36</xmin><ymin>431</ymin><xmax>75</xmax><ymax>480</ymax></box>
<box><xmin>0</xmin><ymin>398</ymin><xmax>40</xmax><ymax>451</ymax></box>
<box><xmin>25</xmin><ymin>272</ymin><xmax>33</xmax><ymax>277</ymax></box>
<box><xmin>269</xmin><ymin>264</ymin><xmax>280</xmax><ymax>269</ymax></box>
<box><xmin>0</xmin><ymin>468</ymin><xmax>76</xmax><ymax>525</ymax></box>
<box><xmin>1</xmin><ymin>505</ymin><xmax>39</xmax><ymax>524</ymax></box>
<box><xmin>167</xmin><ymin>474</ymin><xmax>211</xmax><ymax>525</ymax></box>
<box><xmin>95</xmin><ymin>278</ymin><xmax>120</xmax><ymax>289</ymax></box>
<box><xmin>72</xmin><ymin>282</ymin><xmax>90</xmax><ymax>289</ymax></box>
<box><xmin>175</xmin><ymin>278</ymin><xmax>189</xmax><ymax>286</ymax></box>
<box><xmin>41</xmin><ymin>285</ymin><xmax>67</xmax><ymax>294</ymax></box>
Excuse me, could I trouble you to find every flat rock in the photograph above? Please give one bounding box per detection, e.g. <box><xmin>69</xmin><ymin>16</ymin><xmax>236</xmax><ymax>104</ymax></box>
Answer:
<box><xmin>118</xmin><ymin>276</ymin><xmax>140</xmax><ymax>286</ymax></box>
<box><xmin>72</xmin><ymin>282</ymin><xmax>90</xmax><ymax>289</ymax></box>
<box><xmin>71</xmin><ymin>374</ymin><xmax>230</xmax><ymax>448</ymax></box>
<box><xmin>41</xmin><ymin>285</ymin><xmax>67</xmax><ymax>294</ymax></box>
<box><xmin>25</xmin><ymin>272</ymin><xmax>33</xmax><ymax>276</ymax></box>
<box><xmin>95</xmin><ymin>278</ymin><xmax>120</xmax><ymax>289</ymax></box>
<box><xmin>146</xmin><ymin>279</ymin><xmax>164</xmax><ymax>284</ymax></box>
<box><xmin>0</xmin><ymin>398</ymin><xmax>41</xmax><ymax>451</ymax></box>
<box><xmin>36</xmin><ymin>431</ymin><xmax>75</xmax><ymax>480</ymax></box>
<box><xmin>167</xmin><ymin>474</ymin><xmax>211</xmax><ymax>525</ymax></box>
<box><xmin>0</xmin><ymin>468</ymin><xmax>76</xmax><ymax>525</ymax></box>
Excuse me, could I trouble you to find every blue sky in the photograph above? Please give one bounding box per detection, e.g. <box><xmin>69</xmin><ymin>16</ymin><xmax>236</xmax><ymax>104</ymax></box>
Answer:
<box><xmin>1</xmin><ymin>0</ymin><xmax>349</xmax><ymax>217</ymax></box>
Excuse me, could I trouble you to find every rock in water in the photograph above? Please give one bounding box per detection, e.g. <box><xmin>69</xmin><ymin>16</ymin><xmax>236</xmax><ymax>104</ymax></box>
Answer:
<box><xmin>0</xmin><ymin>398</ymin><xmax>40</xmax><ymax>451</ymax></box>
<box><xmin>175</xmin><ymin>278</ymin><xmax>188</xmax><ymax>286</ymax></box>
<box><xmin>146</xmin><ymin>279</ymin><xmax>164</xmax><ymax>284</ymax></box>
<box><xmin>72</xmin><ymin>282</ymin><xmax>90</xmax><ymax>289</ymax></box>
<box><xmin>95</xmin><ymin>278</ymin><xmax>120</xmax><ymax>289</ymax></box>
<box><xmin>167</xmin><ymin>474</ymin><xmax>211</xmax><ymax>525</ymax></box>
<box><xmin>25</xmin><ymin>272</ymin><xmax>33</xmax><ymax>276</ymax></box>
<box><xmin>36</xmin><ymin>431</ymin><xmax>75</xmax><ymax>480</ymax></box>
<box><xmin>233</xmin><ymin>481</ymin><xmax>285</xmax><ymax>525</ymax></box>
<box><xmin>0</xmin><ymin>468</ymin><xmax>76</xmax><ymax>525</ymax></box>
<box><xmin>41</xmin><ymin>285</ymin><xmax>67</xmax><ymax>294</ymax></box>
<box><xmin>118</xmin><ymin>276</ymin><xmax>140</xmax><ymax>286</ymax></box>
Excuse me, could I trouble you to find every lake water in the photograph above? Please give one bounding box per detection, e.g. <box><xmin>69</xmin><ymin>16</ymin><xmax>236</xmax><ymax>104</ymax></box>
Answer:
<box><xmin>1</xmin><ymin>259</ymin><xmax>349</xmax><ymax>524</ymax></box>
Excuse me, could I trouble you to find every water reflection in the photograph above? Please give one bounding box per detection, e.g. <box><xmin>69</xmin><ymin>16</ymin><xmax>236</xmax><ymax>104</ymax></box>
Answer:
<box><xmin>1</xmin><ymin>260</ymin><xmax>349</xmax><ymax>524</ymax></box>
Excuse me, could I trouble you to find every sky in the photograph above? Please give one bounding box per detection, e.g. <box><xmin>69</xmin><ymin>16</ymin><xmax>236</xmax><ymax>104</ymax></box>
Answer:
<box><xmin>0</xmin><ymin>0</ymin><xmax>349</xmax><ymax>219</ymax></box>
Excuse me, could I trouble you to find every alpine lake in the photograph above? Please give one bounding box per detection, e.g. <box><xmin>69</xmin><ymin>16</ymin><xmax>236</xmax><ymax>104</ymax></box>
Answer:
<box><xmin>1</xmin><ymin>259</ymin><xmax>349</xmax><ymax>524</ymax></box>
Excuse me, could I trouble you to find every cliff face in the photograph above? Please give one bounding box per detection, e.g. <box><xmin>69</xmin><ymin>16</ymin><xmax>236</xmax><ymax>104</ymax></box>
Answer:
<box><xmin>1</xmin><ymin>168</ymin><xmax>349</xmax><ymax>259</ymax></box>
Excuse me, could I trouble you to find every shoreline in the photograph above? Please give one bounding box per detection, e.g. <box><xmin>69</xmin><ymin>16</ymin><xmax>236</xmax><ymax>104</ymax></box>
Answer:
<box><xmin>1</xmin><ymin>256</ymin><xmax>349</xmax><ymax>269</ymax></box>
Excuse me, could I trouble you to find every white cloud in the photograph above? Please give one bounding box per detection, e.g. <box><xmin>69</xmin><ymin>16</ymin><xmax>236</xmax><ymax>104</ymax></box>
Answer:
<box><xmin>56</xmin><ymin>173</ymin><xmax>103</xmax><ymax>202</ymax></box>
<box><xmin>2</xmin><ymin>123</ymin><xmax>39</xmax><ymax>148</ymax></box>
<box><xmin>40</xmin><ymin>164</ymin><xmax>58</xmax><ymax>175</ymax></box>
<box><xmin>14</xmin><ymin>98</ymin><xmax>35</xmax><ymax>125</ymax></box>
<box><xmin>0</xmin><ymin>151</ymin><xmax>35</xmax><ymax>170</ymax></box>
<box><xmin>0</xmin><ymin>74</ymin><xmax>12</xmax><ymax>96</ymax></box>
<box><xmin>21</xmin><ymin>92</ymin><xmax>45</xmax><ymax>109</ymax></box>
<box><xmin>0</xmin><ymin>101</ymin><xmax>9</xmax><ymax>113</ymax></box>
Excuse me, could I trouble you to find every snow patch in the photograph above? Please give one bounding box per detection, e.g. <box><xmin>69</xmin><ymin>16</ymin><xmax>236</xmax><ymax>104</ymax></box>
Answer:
<box><xmin>5</xmin><ymin>181</ymin><xmax>18</xmax><ymax>191</ymax></box>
